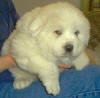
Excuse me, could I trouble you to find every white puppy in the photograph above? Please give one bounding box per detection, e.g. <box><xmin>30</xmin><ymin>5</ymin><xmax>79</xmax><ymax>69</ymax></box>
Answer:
<box><xmin>1</xmin><ymin>2</ymin><xmax>90</xmax><ymax>96</ymax></box>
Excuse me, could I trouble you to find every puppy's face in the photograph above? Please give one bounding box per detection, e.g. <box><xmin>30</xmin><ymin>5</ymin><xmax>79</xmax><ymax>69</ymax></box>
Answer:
<box><xmin>34</xmin><ymin>6</ymin><xmax>90</xmax><ymax>58</ymax></box>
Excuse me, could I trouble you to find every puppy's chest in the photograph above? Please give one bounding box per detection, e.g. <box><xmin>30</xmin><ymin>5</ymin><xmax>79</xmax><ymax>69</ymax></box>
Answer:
<box><xmin>56</xmin><ymin>57</ymin><xmax>74</xmax><ymax>66</ymax></box>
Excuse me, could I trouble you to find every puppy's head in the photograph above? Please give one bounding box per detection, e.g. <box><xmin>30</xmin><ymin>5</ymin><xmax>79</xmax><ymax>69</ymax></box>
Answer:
<box><xmin>30</xmin><ymin>2</ymin><xmax>90</xmax><ymax>57</ymax></box>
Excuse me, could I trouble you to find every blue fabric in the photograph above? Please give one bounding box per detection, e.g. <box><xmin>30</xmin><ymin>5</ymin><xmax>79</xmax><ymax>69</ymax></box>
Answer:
<box><xmin>0</xmin><ymin>0</ymin><xmax>19</xmax><ymax>81</ymax></box>
<box><xmin>0</xmin><ymin>65</ymin><xmax>100</xmax><ymax>98</ymax></box>
<box><xmin>0</xmin><ymin>0</ymin><xmax>19</xmax><ymax>53</ymax></box>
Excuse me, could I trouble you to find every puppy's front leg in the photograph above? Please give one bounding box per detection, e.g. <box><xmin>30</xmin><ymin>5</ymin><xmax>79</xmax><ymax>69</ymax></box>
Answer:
<box><xmin>73</xmin><ymin>52</ymin><xmax>89</xmax><ymax>70</ymax></box>
<box><xmin>29</xmin><ymin>56</ymin><xmax>60</xmax><ymax>96</ymax></box>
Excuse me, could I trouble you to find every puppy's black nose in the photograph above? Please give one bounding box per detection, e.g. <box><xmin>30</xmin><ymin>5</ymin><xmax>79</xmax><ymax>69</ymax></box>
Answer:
<box><xmin>64</xmin><ymin>44</ymin><xmax>73</xmax><ymax>52</ymax></box>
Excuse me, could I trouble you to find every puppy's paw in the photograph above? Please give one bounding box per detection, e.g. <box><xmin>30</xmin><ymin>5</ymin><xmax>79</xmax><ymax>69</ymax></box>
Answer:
<box><xmin>13</xmin><ymin>79</ymin><xmax>33</xmax><ymax>89</ymax></box>
<box><xmin>45</xmin><ymin>81</ymin><xmax>60</xmax><ymax>96</ymax></box>
<box><xmin>75</xmin><ymin>65</ymin><xmax>85</xmax><ymax>70</ymax></box>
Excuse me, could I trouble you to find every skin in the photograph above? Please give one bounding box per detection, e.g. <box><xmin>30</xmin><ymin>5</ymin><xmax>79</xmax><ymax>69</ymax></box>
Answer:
<box><xmin>0</xmin><ymin>54</ymin><xmax>16</xmax><ymax>72</ymax></box>
<box><xmin>0</xmin><ymin>54</ymin><xmax>72</xmax><ymax>72</ymax></box>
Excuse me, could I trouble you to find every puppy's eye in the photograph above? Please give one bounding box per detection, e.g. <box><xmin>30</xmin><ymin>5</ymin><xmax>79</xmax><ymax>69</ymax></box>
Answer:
<box><xmin>54</xmin><ymin>30</ymin><xmax>62</xmax><ymax>35</ymax></box>
<box><xmin>75</xmin><ymin>30</ymin><xmax>80</xmax><ymax>36</ymax></box>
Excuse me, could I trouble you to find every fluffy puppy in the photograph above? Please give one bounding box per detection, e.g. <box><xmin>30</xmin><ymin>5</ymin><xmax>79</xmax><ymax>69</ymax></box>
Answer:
<box><xmin>1</xmin><ymin>2</ymin><xmax>90</xmax><ymax>96</ymax></box>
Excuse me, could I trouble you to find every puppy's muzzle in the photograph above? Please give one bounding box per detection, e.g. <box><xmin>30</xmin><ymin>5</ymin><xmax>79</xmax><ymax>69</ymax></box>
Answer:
<box><xmin>64</xmin><ymin>44</ymin><xmax>73</xmax><ymax>52</ymax></box>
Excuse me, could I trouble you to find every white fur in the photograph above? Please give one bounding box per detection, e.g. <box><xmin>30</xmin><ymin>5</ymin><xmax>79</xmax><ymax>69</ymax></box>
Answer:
<box><xmin>1</xmin><ymin>2</ymin><xmax>90</xmax><ymax>96</ymax></box>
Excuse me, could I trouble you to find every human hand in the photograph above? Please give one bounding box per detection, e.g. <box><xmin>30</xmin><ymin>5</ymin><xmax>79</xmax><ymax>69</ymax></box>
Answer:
<box><xmin>58</xmin><ymin>63</ymin><xmax>72</xmax><ymax>72</ymax></box>
<box><xmin>0</xmin><ymin>54</ymin><xmax>16</xmax><ymax>72</ymax></box>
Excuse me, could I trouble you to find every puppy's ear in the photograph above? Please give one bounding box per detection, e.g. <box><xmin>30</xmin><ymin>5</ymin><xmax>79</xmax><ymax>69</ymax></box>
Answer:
<box><xmin>29</xmin><ymin>18</ymin><xmax>42</xmax><ymax>37</ymax></box>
